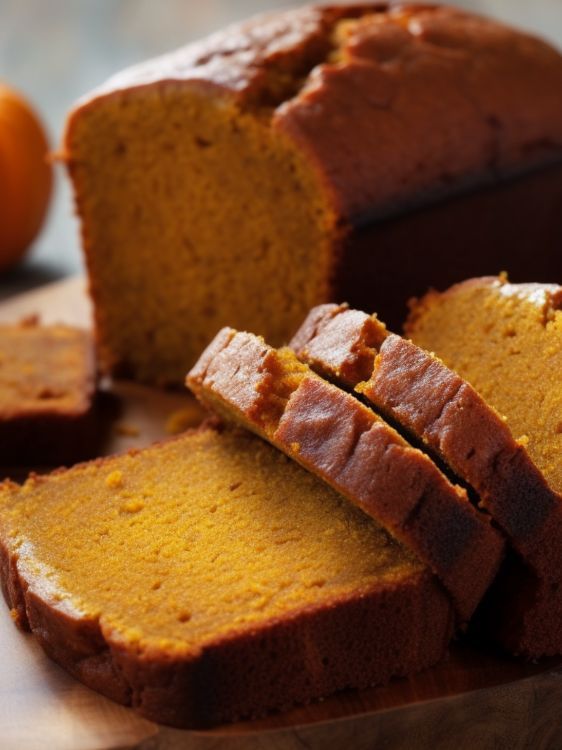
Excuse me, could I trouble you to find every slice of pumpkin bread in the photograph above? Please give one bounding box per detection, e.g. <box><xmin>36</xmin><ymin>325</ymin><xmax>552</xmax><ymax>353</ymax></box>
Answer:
<box><xmin>187</xmin><ymin>330</ymin><xmax>504</xmax><ymax>624</ymax></box>
<box><xmin>406</xmin><ymin>276</ymin><xmax>562</xmax><ymax>493</ymax></box>
<box><xmin>0</xmin><ymin>319</ymin><xmax>97</xmax><ymax>467</ymax></box>
<box><xmin>292</xmin><ymin>302</ymin><xmax>562</xmax><ymax>656</ymax></box>
<box><xmin>0</xmin><ymin>426</ymin><xmax>453</xmax><ymax>728</ymax></box>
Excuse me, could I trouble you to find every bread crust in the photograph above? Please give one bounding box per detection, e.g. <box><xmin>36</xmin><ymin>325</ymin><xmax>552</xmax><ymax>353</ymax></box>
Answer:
<box><xmin>63</xmin><ymin>4</ymin><xmax>562</xmax><ymax>372</ymax></box>
<box><xmin>292</xmin><ymin>302</ymin><xmax>562</xmax><ymax>656</ymax></box>
<box><xmin>188</xmin><ymin>330</ymin><xmax>504</xmax><ymax>624</ymax></box>
<box><xmin>0</xmin><ymin>427</ymin><xmax>453</xmax><ymax>728</ymax></box>
<box><xmin>66</xmin><ymin>4</ymin><xmax>562</xmax><ymax>224</ymax></box>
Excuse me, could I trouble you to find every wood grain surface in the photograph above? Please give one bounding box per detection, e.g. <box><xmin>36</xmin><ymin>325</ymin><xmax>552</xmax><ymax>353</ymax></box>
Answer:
<box><xmin>1</xmin><ymin>277</ymin><xmax>562</xmax><ymax>750</ymax></box>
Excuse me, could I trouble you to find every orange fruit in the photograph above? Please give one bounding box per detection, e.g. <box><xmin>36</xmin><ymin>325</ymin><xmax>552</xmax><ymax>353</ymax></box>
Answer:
<box><xmin>0</xmin><ymin>83</ymin><xmax>53</xmax><ymax>271</ymax></box>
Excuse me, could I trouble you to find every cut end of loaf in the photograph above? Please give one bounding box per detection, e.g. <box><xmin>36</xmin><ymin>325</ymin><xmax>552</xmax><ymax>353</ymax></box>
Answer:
<box><xmin>64</xmin><ymin>85</ymin><xmax>337</xmax><ymax>385</ymax></box>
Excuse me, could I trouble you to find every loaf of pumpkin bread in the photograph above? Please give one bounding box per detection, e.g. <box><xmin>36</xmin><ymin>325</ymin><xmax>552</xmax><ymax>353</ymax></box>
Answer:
<box><xmin>0</xmin><ymin>426</ymin><xmax>453</xmax><ymax>727</ymax></box>
<box><xmin>64</xmin><ymin>4</ymin><xmax>562</xmax><ymax>384</ymax></box>
<box><xmin>291</xmin><ymin>302</ymin><xmax>562</xmax><ymax>656</ymax></box>
<box><xmin>187</xmin><ymin>329</ymin><xmax>504</xmax><ymax>624</ymax></box>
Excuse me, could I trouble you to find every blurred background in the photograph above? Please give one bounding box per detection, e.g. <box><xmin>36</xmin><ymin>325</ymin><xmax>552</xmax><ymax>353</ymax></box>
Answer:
<box><xmin>1</xmin><ymin>0</ymin><xmax>562</xmax><ymax>298</ymax></box>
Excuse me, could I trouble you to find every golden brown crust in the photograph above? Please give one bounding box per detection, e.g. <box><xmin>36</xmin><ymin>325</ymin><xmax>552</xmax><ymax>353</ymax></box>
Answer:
<box><xmin>62</xmin><ymin>5</ymin><xmax>562</xmax><ymax>378</ymax></box>
<box><xmin>188</xmin><ymin>329</ymin><xmax>504</xmax><ymax>624</ymax></box>
<box><xmin>65</xmin><ymin>4</ymin><xmax>562</xmax><ymax>224</ymax></box>
<box><xmin>289</xmin><ymin>302</ymin><xmax>383</xmax><ymax>383</ymax></box>
<box><xmin>405</xmin><ymin>275</ymin><xmax>562</xmax><ymax>333</ymax></box>
<box><xmin>66</xmin><ymin>5</ymin><xmax>349</xmax><ymax>110</ymax></box>
<box><xmin>275</xmin><ymin>5</ymin><xmax>562</xmax><ymax>222</ymax></box>
<box><xmin>289</xmin><ymin>302</ymin><xmax>388</xmax><ymax>384</ymax></box>
<box><xmin>0</xmin><ymin>425</ymin><xmax>453</xmax><ymax>728</ymax></box>
<box><xmin>293</xmin><ymin>302</ymin><xmax>562</xmax><ymax>656</ymax></box>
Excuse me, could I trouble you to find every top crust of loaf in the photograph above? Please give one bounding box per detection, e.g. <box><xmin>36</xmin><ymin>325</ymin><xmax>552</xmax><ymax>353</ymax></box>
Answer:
<box><xmin>65</xmin><ymin>4</ymin><xmax>562</xmax><ymax>223</ymax></box>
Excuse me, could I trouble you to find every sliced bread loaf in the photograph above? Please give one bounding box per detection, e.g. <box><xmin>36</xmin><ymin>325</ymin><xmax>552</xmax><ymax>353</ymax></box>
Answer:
<box><xmin>64</xmin><ymin>5</ymin><xmax>562</xmax><ymax>384</ymax></box>
<box><xmin>187</xmin><ymin>330</ymin><xmax>504</xmax><ymax>624</ymax></box>
<box><xmin>0</xmin><ymin>426</ymin><xmax>453</xmax><ymax>727</ymax></box>
<box><xmin>291</xmin><ymin>302</ymin><xmax>562</xmax><ymax>656</ymax></box>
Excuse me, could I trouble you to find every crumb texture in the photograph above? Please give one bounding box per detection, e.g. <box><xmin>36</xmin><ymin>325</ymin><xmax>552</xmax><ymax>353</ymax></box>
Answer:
<box><xmin>0</xmin><ymin>322</ymin><xmax>93</xmax><ymax>417</ymax></box>
<box><xmin>0</xmin><ymin>429</ymin><xmax>423</xmax><ymax>650</ymax></box>
<box><xmin>0</xmin><ymin>427</ymin><xmax>453</xmax><ymax>725</ymax></box>
<box><xmin>407</xmin><ymin>277</ymin><xmax>562</xmax><ymax>494</ymax></box>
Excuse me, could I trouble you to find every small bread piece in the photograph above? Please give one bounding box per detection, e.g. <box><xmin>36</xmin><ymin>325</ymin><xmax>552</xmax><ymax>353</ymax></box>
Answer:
<box><xmin>292</xmin><ymin>302</ymin><xmax>562</xmax><ymax>656</ymax></box>
<box><xmin>187</xmin><ymin>330</ymin><xmax>504</xmax><ymax>624</ymax></box>
<box><xmin>0</xmin><ymin>319</ymin><xmax>97</xmax><ymax>467</ymax></box>
<box><xmin>0</xmin><ymin>426</ymin><xmax>453</xmax><ymax>728</ymax></box>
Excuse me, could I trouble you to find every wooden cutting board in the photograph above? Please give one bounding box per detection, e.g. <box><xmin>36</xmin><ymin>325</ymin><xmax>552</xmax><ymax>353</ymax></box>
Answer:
<box><xmin>1</xmin><ymin>277</ymin><xmax>562</xmax><ymax>750</ymax></box>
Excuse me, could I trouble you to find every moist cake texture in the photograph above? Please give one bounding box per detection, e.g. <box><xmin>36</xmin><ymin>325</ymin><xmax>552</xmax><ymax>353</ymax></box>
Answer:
<box><xmin>188</xmin><ymin>329</ymin><xmax>504</xmax><ymax>624</ymax></box>
<box><xmin>292</xmin><ymin>302</ymin><xmax>562</xmax><ymax>655</ymax></box>
<box><xmin>64</xmin><ymin>4</ymin><xmax>562</xmax><ymax>383</ymax></box>
<box><xmin>406</xmin><ymin>277</ymin><xmax>562</xmax><ymax>493</ymax></box>
<box><xmin>0</xmin><ymin>426</ymin><xmax>452</xmax><ymax>727</ymax></box>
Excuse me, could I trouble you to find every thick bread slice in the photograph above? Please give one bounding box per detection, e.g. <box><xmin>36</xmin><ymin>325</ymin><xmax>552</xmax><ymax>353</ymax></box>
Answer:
<box><xmin>0</xmin><ymin>426</ymin><xmax>453</xmax><ymax>728</ymax></box>
<box><xmin>0</xmin><ymin>320</ymin><xmax>98</xmax><ymax>466</ymax></box>
<box><xmin>404</xmin><ymin>279</ymin><xmax>562</xmax><ymax>655</ymax></box>
<box><xmin>406</xmin><ymin>276</ymin><xmax>562</xmax><ymax>492</ymax></box>
<box><xmin>291</xmin><ymin>302</ymin><xmax>562</xmax><ymax>655</ymax></box>
<box><xmin>187</xmin><ymin>330</ymin><xmax>504</xmax><ymax>624</ymax></box>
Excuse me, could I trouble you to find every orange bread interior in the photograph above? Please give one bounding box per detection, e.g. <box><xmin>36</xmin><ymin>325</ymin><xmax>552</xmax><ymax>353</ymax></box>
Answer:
<box><xmin>407</xmin><ymin>277</ymin><xmax>562</xmax><ymax>493</ymax></box>
<box><xmin>0</xmin><ymin>320</ymin><xmax>93</xmax><ymax>417</ymax></box>
<box><xmin>3</xmin><ymin>429</ymin><xmax>420</xmax><ymax>646</ymax></box>
<box><xmin>65</xmin><ymin>88</ymin><xmax>335</xmax><ymax>385</ymax></box>
<box><xmin>0</xmin><ymin>427</ymin><xmax>450</xmax><ymax>725</ymax></box>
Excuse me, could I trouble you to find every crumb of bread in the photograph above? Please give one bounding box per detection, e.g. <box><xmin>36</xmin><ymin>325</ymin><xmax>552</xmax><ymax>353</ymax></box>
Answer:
<box><xmin>165</xmin><ymin>402</ymin><xmax>205</xmax><ymax>435</ymax></box>
<box><xmin>115</xmin><ymin>423</ymin><xmax>140</xmax><ymax>437</ymax></box>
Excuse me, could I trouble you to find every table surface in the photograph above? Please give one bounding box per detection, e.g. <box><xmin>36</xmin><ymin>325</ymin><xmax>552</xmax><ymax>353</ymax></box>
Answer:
<box><xmin>1</xmin><ymin>0</ymin><xmax>562</xmax><ymax>300</ymax></box>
